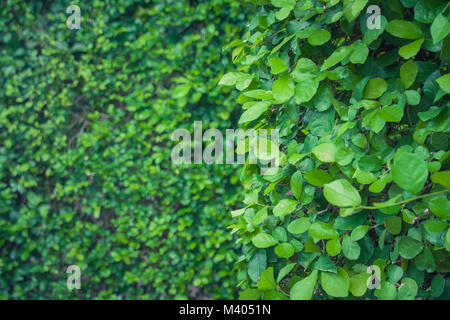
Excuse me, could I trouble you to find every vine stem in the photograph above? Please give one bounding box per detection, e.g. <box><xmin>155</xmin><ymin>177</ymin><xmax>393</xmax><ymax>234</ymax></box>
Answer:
<box><xmin>354</xmin><ymin>190</ymin><xmax>448</xmax><ymax>210</ymax></box>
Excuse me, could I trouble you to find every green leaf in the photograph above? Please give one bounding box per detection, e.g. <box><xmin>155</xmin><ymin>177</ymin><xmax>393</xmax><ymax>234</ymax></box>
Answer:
<box><xmin>398</xmin><ymin>236</ymin><xmax>424</xmax><ymax>259</ymax></box>
<box><xmin>387</xmin><ymin>265</ymin><xmax>404</xmax><ymax>283</ymax></box>
<box><xmin>277</xmin><ymin>263</ymin><xmax>296</xmax><ymax>283</ymax></box>
<box><xmin>385</xmin><ymin>216</ymin><xmax>402</xmax><ymax>235</ymax></box>
<box><xmin>363</xmin><ymin>78</ymin><xmax>387</xmax><ymax>99</ymax></box>
<box><xmin>248</xmin><ymin>250</ymin><xmax>267</xmax><ymax>281</ymax></box>
<box><xmin>349</xmin><ymin>273</ymin><xmax>370</xmax><ymax>297</ymax></box>
<box><xmin>290</xmin><ymin>171</ymin><xmax>303</xmax><ymax>200</ymax></box>
<box><xmin>386</xmin><ymin>20</ymin><xmax>424</xmax><ymax>39</ymax></box>
<box><xmin>350</xmin><ymin>43</ymin><xmax>369</xmax><ymax>64</ymax></box>
<box><xmin>312</xmin><ymin>254</ymin><xmax>337</xmax><ymax>273</ymax></box>
<box><xmin>320</xmin><ymin>267</ymin><xmax>350</xmax><ymax>297</ymax></box>
<box><xmin>430</xmin><ymin>274</ymin><xmax>445</xmax><ymax>298</ymax></box>
<box><xmin>272</xmin><ymin>226</ymin><xmax>287</xmax><ymax>242</ymax></box>
<box><xmin>272</xmin><ymin>74</ymin><xmax>295</xmax><ymax>103</ymax></box>
<box><xmin>287</xmin><ymin>217</ymin><xmax>311</xmax><ymax>235</ymax></box>
<box><xmin>436</xmin><ymin>74</ymin><xmax>450</xmax><ymax>93</ymax></box>
<box><xmin>351</xmin><ymin>225</ymin><xmax>370</xmax><ymax>241</ymax></box>
<box><xmin>321</xmin><ymin>46</ymin><xmax>353</xmax><ymax>71</ymax></box>
<box><xmin>400</xmin><ymin>60</ymin><xmax>418</xmax><ymax>89</ymax></box>
<box><xmin>323</xmin><ymin>179</ymin><xmax>362</xmax><ymax>207</ymax></box>
<box><xmin>274</xmin><ymin>242</ymin><xmax>295</xmax><ymax>258</ymax></box>
<box><xmin>397</xmin><ymin>277</ymin><xmax>418</xmax><ymax>300</ymax></box>
<box><xmin>304</xmin><ymin>169</ymin><xmax>332</xmax><ymax>187</ymax></box>
<box><xmin>429</xmin><ymin>197</ymin><xmax>450</xmax><ymax>220</ymax></box>
<box><xmin>342</xmin><ymin>235</ymin><xmax>361</xmax><ymax>260</ymax></box>
<box><xmin>238</xmin><ymin>101</ymin><xmax>272</xmax><ymax>124</ymax></box>
<box><xmin>271</xmin><ymin>0</ymin><xmax>295</xmax><ymax>8</ymax></box>
<box><xmin>379</xmin><ymin>104</ymin><xmax>404</xmax><ymax>122</ymax></box>
<box><xmin>431</xmin><ymin>13</ymin><xmax>450</xmax><ymax>44</ymax></box>
<box><xmin>290</xmin><ymin>269</ymin><xmax>318</xmax><ymax>300</ymax></box>
<box><xmin>405</xmin><ymin>90</ymin><xmax>421</xmax><ymax>105</ymax></box>
<box><xmin>309</xmin><ymin>221</ymin><xmax>339</xmax><ymax>240</ymax></box>
<box><xmin>375</xmin><ymin>282</ymin><xmax>397</xmax><ymax>300</ymax></box>
<box><xmin>312</xmin><ymin>142</ymin><xmax>336</xmax><ymax>163</ymax></box>
<box><xmin>343</xmin><ymin>0</ymin><xmax>368</xmax><ymax>22</ymax></box>
<box><xmin>307</xmin><ymin>29</ymin><xmax>331</xmax><ymax>46</ymax></box>
<box><xmin>257</xmin><ymin>267</ymin><xmax>276</xmax><ymax>290</ymax></box>
<box><xmin>252</xmin><ymin>233</ymin><xmax>279</xmax><ymax>248</ymax></box>
<box><xmin>239</xmin><ymin>288</ymin><xmax>262</xmax><ymax>300</ymax></box>
<box><xmin>398</xmin><ymin>38</ymin><xmax>424</xmax><ymax>59</ymax></box>
<box><xmin>415</xmin><ymin>247</ymin><xmax>436</xmax><ymax>272</ymax></box>
<box><xmin>430</xmin><ymin>171</ymin><xmax>450</xmax><ymax>189</ymax></box>
<box><xmin>326</xmin><ymin>238</ymin><xmax>342</xmax><ymax>256</ymax></box>
<box><xmin>392</xmin><ymin>152</ymin><xmax>428</xmax><ymax>194</ymax></box>
<box><xmin>269</xmin><ymin>57</ymin><xmax>288</xmax><ymax>75</ymax></box>
<box><xmin>273</xmin><ymin>199</ymin><xmax>298</xmax><ymax>217</ymax></box>
<box><xmin>294</xmin><ymin>79</ymin><xmax>319</xmax><ymax>103</ymax></box>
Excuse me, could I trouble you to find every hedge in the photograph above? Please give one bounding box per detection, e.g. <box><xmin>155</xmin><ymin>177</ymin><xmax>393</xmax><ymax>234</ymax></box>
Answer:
<box><xmin>221</xmin><ymin>0</ymin><xmax>450</xmax><ymax>300</ymax></box>
<box><xmin>0</xmin><ymin>0</ymin><xmax>247</xmax><ymax>299</ymax></box>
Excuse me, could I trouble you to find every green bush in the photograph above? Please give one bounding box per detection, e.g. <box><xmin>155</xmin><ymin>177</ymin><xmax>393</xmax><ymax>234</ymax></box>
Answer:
<box><xmin>221</xmin><ymin>0</ymin><xmax>449</xmax><ymax>300</ymax></box>
<box><xmin>0</xmin><ymin>0</ymin><xmax>247</xmax><ymax>299</ymax></box>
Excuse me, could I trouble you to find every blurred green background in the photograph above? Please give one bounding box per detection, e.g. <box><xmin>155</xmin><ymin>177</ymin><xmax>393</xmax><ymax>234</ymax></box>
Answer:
<box><xmin>0</xmin><ymin>0</ymin><xmax>248</xmax><ymax>299</ymax></box>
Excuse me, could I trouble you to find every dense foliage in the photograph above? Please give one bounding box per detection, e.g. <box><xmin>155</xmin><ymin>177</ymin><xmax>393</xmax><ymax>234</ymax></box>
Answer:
<box><xmin>0</xmin><ymin>0</ymin><xmax>248</xmax><ymax>299</ymax></box>
<box><xmin>221</xmin><ymin>0</ymin><xmax>450</xmax><ymax>299</ymax></box>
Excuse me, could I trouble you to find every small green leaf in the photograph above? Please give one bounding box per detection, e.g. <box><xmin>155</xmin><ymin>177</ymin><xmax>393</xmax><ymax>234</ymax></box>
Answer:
<box><xmin>320</xmin><ymin>267</ymin><xmax>350</xmax><ymax>297</ymax></box>
<box><xmin>238</xmin><ymin>101</ymin><xmax>272</xmax><ymax>124</ymax></box>
<box><xmin>269</xmin><ymin>57</ymin><xmax>288</xmax><ymax>75</ymax></box>
<box><xmin>290</xmin><ymin>269</ymin><xmax>318</xmax><ymax>300</ymax></box>
<box><xmin>309</xmin><ymin>221</ymin><xmax>339</xmax><ymax>240</ymax></box>
<box><xmin>400</xmin><ymin>60</ymin><xmax>418</xmax><ymax>89</ymax></box>
<box><xmin>326</xmin><ymin>238</ymin><xmax>342</xmax><ymax>256</ymax></box>
<box><xmin>252</xmin><ymin>233</ymin><xmax>279</xmax><ymax>248</ymax></box>
<box><xmin>363</xmin><ymin>78</ymin><xmax>387</xmax><ymax>99</ymax></box>
<box><xmin>274</xmin><ymin>242</ymin><xmax>295</xmax><ymax>258</ymax></box>
<box><xmin>290</xmin><ymin>171</ymin><xmax>303</xmax><ymax>200</ymax></box>
<box><xmin>392</xmin><ymin>152</ymin><xmax>428</xmax><ymax>194</ymax></box>
<box><xmin>312</xmin><ymin>142</ymin><xmax>336</xmax><ymax>163</ymax></box>
<box><xmin>431</xmin><ymin>13</ymin><xmax>450</xmax><ymax>44</ymax></box>
<box><xmin>307</xmin><ymin>29</ymin><xmax>331</xmax><ymax>46</ymax></box>
<box><xmin>386</xmin><ymin>20</ymin><xmax>424</xmax><ymax>39</ymax></box>
<box><xmin>277</xmin><ymin>263</ymin><xmax>296</xmax><ymax>283</ymax></box>
<box><xmin>257</xmin><ymin>267</ymin><xmax>276</xmax><ymax>290</ymax></box>
<box><xmin>398</xmin><ymin>38</ymin><xmax>424</xmax><ymax>59</ymax></box>
<box><xmin>273</xmin><ymin>199</ymin><xmax>298</xmax><ymax>217</ymax></box>
<box><xmin>385</xmin><ymin>216</ymin><xmax>402</xmax><ymax>235</ymax></box>
<box><xmin>436</xmin><ymin>74</ymin><xmax>450</xmax><ymax>93</ymax></box>
<box><xmin>398</xmin><ymin>236</ymin><xmax>424</xmax><ymax>259</ymax></box>
<box><xmin>272</xmin><ymin>74</ymin><xmax>295</xmax><ymax>103</ymax></box>
<box><xmin>323</xmin><ymin>179</ymin><xmax>362</xmax><ymax>207</ymax></box>
<box><xmin>351</xmin><ymin>225</ymin><xmax>370</xmax><ymax>241</ymax></box>
<box><xmin>342</xmin><ymin>235</ymin><xmax>361</xmax><ymax>260</ymax></box>
<box><xmin>287</xmin><ymin>217</ymin><xmax>311</xmax><ymax>235</ymax></box>
<box><xmin>304</xmin><ymin>169</ymin><xmax>332</xmax><ymax>187</ymax></box>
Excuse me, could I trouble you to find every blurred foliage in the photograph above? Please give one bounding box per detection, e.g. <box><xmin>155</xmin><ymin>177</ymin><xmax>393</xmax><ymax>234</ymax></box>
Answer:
<box><xmin>221</xmin><ymin>0</ymin><xmax>449</xmax><ymax>300</ymax></box>
<box><xmin>0</xmin><ymin>0</ymin><xmax>248</xmax><ymax>299</ymax></box>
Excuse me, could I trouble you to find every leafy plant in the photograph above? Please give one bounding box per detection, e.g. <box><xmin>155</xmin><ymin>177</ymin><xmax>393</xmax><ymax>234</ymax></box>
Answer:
<box><xmin>0</xmin><ymin>0</ymin><xmax>248</xmax><ymax>299</ymax></box>
<box><xmin>222</xmin><ymin>0</ymin><xmax>449</xmax><ymax>300</ymax></box>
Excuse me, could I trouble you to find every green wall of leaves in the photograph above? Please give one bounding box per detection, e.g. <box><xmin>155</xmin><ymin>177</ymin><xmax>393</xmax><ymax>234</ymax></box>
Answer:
<box><xmin>221</xmin><ymin>0</ymin><xmax>450</xmax><ymax>300</ymax></box>
<box><xmin>0</xmin><ymin>0</ymin><xmax>248</xmax><ymax>299</ymax></box>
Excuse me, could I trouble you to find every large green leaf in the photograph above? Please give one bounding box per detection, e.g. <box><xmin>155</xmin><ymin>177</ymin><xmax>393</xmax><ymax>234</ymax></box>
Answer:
<box><xmin>386</xmin><ymin>20</ymin><xmax>424</xmax><ymax>39</ymax></box>
<box><xmin>290</xmin><ymin>269</ymin><xmax>318</xmax><ymax>300</ymax></box>
<box><xmin>323</xmin><ymin>179</ymin><xmax>362</xmax><ymax>207</ymax></box>
<box><xmin>391</xmin><ymin>152</ymin><xmax>428</xmax><ymax>194</ymax></box>
<box><xmin>320</xmin><ymin>268</ymin><xmax>350</xmax><ymax>297</ymax></box>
